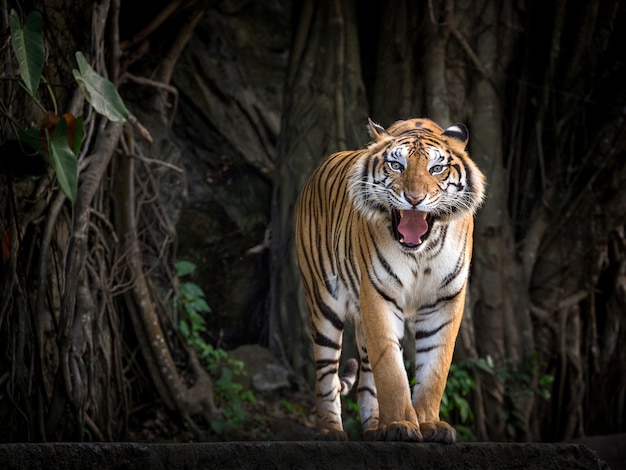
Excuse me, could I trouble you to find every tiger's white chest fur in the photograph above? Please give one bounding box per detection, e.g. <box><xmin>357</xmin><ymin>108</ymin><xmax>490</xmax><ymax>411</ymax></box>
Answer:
<box><xmin>337</xmin><ymin>212</ymin><xmax>471</xmax><ymax>323</ymax></box>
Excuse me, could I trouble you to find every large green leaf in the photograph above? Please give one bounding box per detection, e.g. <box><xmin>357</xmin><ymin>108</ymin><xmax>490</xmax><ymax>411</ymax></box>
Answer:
<box><xmin>47</xmin><ymin>116</ymin><xmax>78</xmax><ymax>202</ymax></box>
<box><xmin>9</xmin><ymin>10</ymin><xmax>45</xmax><ymax>97</ymax></box>
<box><xmin>72</xmin><ymin>52</ymin><xmax>129</xmax><ymax>122</ymax></box>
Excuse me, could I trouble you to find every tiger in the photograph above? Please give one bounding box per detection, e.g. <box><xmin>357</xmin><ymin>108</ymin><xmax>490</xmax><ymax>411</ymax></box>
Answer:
<box><xmin>294</xmin><ymin>117</ymin><xmax>486</xmax><ymax>442</ymax></box>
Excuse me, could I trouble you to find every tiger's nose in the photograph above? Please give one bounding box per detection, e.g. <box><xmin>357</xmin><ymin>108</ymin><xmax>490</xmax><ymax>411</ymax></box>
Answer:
<box><xmin>405</xmin><ymin>192</ymin><xmax>426</xmax><ymax>206</ymax></box>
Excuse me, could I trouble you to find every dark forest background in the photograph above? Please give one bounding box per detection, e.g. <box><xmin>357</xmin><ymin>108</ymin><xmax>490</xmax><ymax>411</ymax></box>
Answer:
<box><xmin>1</xmin><ymin>0</ymin><xmax>625</xmax><ymax>443</ymax></box>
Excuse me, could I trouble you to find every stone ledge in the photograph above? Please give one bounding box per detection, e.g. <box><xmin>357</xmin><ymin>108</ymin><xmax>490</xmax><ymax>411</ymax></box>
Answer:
<box><xmin>0</xmin><ymin>441</ymin><xmax>609</xmax><ymax>470</ymax></box>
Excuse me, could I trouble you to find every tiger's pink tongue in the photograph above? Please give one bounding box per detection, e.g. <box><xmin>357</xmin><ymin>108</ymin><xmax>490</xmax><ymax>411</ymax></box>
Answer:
<box><xmin>398</xmin><ymin>210</ymin><xmax>428</xmax><ymax>244</ymax></box>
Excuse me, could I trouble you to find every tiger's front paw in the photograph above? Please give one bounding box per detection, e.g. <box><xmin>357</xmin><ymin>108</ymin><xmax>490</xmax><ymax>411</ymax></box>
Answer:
<box><xmin>316</xmin><ymin>429</ymin><xmax>348</xmax><ymax>441</ymax></box>
<box><xmin>364</xmin><ymin>420</ymin><xmax>423</xmax><ymax>442</ymax></box>
<box><xmin>420</xmin><ymin>420</ymin><xmax>456</xmax><ymax>443</ymax></box>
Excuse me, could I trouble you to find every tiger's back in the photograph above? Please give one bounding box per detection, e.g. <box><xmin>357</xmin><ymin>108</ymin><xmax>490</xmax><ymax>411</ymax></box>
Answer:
<box><xmin>295</xmin><ymin>118</ymin><xmax>485</xmax><ymax>442</ymax></box>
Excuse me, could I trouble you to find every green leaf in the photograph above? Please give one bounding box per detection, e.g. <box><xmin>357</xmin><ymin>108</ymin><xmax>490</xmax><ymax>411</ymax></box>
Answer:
<box><xmin>10</xmin><ymin>10</ymin><xmax>45</xmax><ymax>97</ymax></box>
<box><xmin>72</xmin><ymin>52</ymin><xmax>129</xmax><ymax>122</ymax></box>
<box><xmin>18</xmin><ymin>128</ymin><xmax>42</xmax><ymax>152</ymax></box>
<box><xmin>241</xmin><ymin>390</ymin><xmax>257</xmax><ymax>405</ymax></box>
<box><xmin>47</xmin><ymin>116</ymin><xmax>77</xmax><ymax>202</ymax></box>
<box><xmin>190</xmin><ymin>311</ymin><xmax>206</xmax><ymax>329</ymax></box>
<box><xmin>189</xmin><ymin>298</ymin><xmax>210</xmax><ymax>313</ymax></box>
<box><xmin>539</xmin><ymin>374</ymin><xmax>554</xmax><ymax>387</ymax></box>
<box><xmin>175</xmin><ymin>260</ymin><xmax>197</xmax><ymax>277</ymax></box>
<box><xmin>178</xmin><ymin>320</ymin><xmax>190</xmax><ymax>338</ymax></box>
<box><xmin>180</xmin><ymin>282</ymin><xmax>205</xmax><ymax>299</ymax></box>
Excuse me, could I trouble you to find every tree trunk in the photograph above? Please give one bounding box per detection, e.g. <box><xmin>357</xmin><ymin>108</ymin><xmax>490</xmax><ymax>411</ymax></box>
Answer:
<box><xmin>0</xmin><ymin>0</ymin><xmax>214</xmax><ymax>441</ymax></box>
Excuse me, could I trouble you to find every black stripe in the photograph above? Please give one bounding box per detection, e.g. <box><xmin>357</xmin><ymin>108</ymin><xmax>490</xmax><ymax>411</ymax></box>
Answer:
<box><xmin>418</xmin><ymin>285</ymin><xmax>464</xmax><ymax>312</ymax></box>
<box><xmin>426</xmin><ymin>224</ymin><xmax>448</xmax><ymax>260</ymax></box>
<box><xmin>368</xmin><ymin>225</ymin><xmax>402</xmax><ymax>285</ymax></box>
<box><xmin>317</xmin><ymin>389</ymin><xmax>338</xmax><ymax>399</ymax></box>
<box><xmin>358</xmin><ymin>236</ymin><xmax>403</xmax><ymax>313</ymax></box>
<box><xmin>416</xmin><ymin>344</ymin><xmax>441</xmax><ymax>354</ymax></box>
<box><xmin>440</xmin><ymin>235</ymin><xmax>468</xmax><ymax>288</ymax></box>
<box><xmin>316</xmin><ymin>359</ymin><xmax>338</xmax><ymax>369</ymax></box>
<box><xmin>462</xmin><ymin>156</ymin><xmax>474</xmax><ymax>196</ymax></box>
<box><xmin>367</xmin><ymin>271</ymin><xmax>403</xmax><ymax>313</ymax></box>
<box><xmin>357</xmin><ymin>386</ymin><xmax>377</xmax><ymax>397</ymax></box>
<box><xmin>298</xmin><ymin>194</ymin><xmax>327</xmax><ymax>297</ymax></box>
<box><xmin>312</xmin><ymin>326</ymin><xmax>341</xmax><ymax>350</ymax></box>
<box><xmin>339</xmin><ymin>224</ymin><xmax>361</xmax><ymax>297</ymax></box>
<box><xmin>372</xmin><ymin>156</ymin><xmax>380</xmax><ymax>171</ymax></box>
<box><xmin>318</xmin><ymin>368</ymin><xmax>338</xmax><ymax>382</ymax></box>
<box><xmin>343</xmin><ymin>253</ymin><xmax>360</xmax><ymax>299</ymax></box>
<box><xmin>415</xmin><ymin>319</ymin><xmax>452</xmax><ymax>340</ymax></box>
<box><xmin>315</xmin><ymin>230</ymin><xmax>335</xmax><ymax>298</ymax></box>
<box><xmin>359</xmin><ymin>155</ymin><xmax>370</xmax><ymax>184</ymax></box>
<box><xmin>312</xmin><ymin>284</ymin><xmax>344</xmax><ymax>330</ymax></box>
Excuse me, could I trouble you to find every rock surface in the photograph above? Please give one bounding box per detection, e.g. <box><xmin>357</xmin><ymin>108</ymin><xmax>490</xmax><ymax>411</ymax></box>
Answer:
<box><xmin>0</xmin><ymin>441</ymin><xmax>609</xmax><ymax>470</ymax></box>
<box><xmin>228</xmin><ymin>344</ymin><xmax>307</xmax><ymax>394</ymax></box>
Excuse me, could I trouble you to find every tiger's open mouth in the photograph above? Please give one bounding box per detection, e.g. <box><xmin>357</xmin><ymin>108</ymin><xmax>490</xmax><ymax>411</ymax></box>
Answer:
<box><xmin>391</xmin><ymin>209</ymin><xmax>434</xmax><ymax>247</ymax></box>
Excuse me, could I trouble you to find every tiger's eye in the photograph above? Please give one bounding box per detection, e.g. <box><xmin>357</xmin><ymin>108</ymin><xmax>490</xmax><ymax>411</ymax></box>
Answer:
<box><xmin>430</xmin><ymin>165</ymin><xmax>445</xmax><ymax>175</ymax></box>
<box><xmin>389</xmin><ymin>161</ymin><xmax>404</xmax><ymax>172</ymax></box>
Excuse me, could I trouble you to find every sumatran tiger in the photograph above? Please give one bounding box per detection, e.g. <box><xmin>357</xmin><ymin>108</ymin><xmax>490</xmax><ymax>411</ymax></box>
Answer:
<box><xmin>294</xmin><ymin>117</ymin><xmax>486</xmax><ymax>442</ymax></box>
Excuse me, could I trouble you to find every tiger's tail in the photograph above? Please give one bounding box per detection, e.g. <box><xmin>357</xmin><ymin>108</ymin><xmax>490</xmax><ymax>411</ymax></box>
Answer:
<box><xmin>339</xmin><ymin>358</ymin><xmax>359</xmax><ymax>395</ymax></box>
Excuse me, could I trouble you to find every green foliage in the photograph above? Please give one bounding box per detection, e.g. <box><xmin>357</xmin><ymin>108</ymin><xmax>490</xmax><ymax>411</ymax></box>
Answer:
<box><xmin>5</xmin><ymin>10</ymin><xmax>129</xmax><ymax>202</ymax></box>
<box><xmin>174</xmin><ymin>261</ymin><xmax>257</xmax><ymax>434</ymax></box>
<box><xmin>280</xmin><ymin>399</ymin><xmax>305</xmax><ymax>417</ymax></box>
<box><xmin>496</xmin><ymin>354</ymin><xmax>554</xmax><ymax>400</ymax></box>
<box><xmin>213</xmin><ymin>367</ymin><xmax>257</xmax><ymax>431</ymax></box>
<box><xmin>175</xmin><ymin>260</ymin><xmax>196</xmax><ymax>277</ymax></box>
<box><xmin>46</xmin><ymin>116</ymin><xmax>78</xmax><ymax>202</ymax></box>
<box><xmin>440</xmin><ymin>357</ymin><xmax>491</xmax><ymax>441</ymax></box>
<box><xmin>494</xmin><ymin>354</ymin><xmax>554</xmax><ymax>440</ymax></box>
<box><xmin>9</xmin><ymin>10</ymin><xmax>44</xmax><ymax>97</ymax></box>
<box><xmin>73</xmin><ymin>52</ymin><xmax>130</xmax><ymax>122</ymax></box>
<box><xmin>440</xmin><ymin>354</ymin><xmax>554</xmax><ymax>441</ymax></box>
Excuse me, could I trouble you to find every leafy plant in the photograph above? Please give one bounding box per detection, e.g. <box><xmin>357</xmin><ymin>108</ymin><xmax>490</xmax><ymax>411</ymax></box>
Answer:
<box><xmin>280</xmin><ymin>399</ymin><xmax>306</xmax><ymax>417</ymax></box>
<box><xmin>440</xmin><ymin>354</ymin><xmax>554</xmax><ymax>441</ymax></box>
<box><xmin>6</xmin><ymin>10</ymin><xmax>130</xmax><ymax>202</ymax></box>
<box><xmin>46</xmin><ymin>115</ymin><xmax>79</xmax><ymax>202</ymax></box>
<box><xmin>73</xmin><ymin>52</ymin><xmax>130</xmax><ymax>122</ymax></box>
<box><xmin>9</xmin><ymin>10</ymin><xmax>44</xmax><ymax>97</ymax></box>
<box><xmin>440</xmin><ymin>357</ymin><xmax>494</xmax><ymax>441</ymax></box>
<box><xmin>494</xmin><ymin>354</ymin><xmax>554</xmax><ymax>439</ymax></box>
<box><xmin>174</xmin><ymin>260</ymin><xmax>257</xmax><ymax>434</ymax></box>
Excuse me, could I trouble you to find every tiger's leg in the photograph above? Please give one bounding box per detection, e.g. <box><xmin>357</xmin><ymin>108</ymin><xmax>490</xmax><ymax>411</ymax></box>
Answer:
<box><xmin>354</xmin><ymin>321</ymin><xmax>379</xmax><ymax>435</ymax></box>
<box><xmin>359</xmin><ymin>279</ymin><xmax>422</xmax><ymax>442</ymax></box>
<box><xmin>411</xmin><ymin>287</ymin><xmax>466</xmax><ymax>443</ymax></box>
<box><xmin>310</xmin><ymin>302</ymin><xmax>349</xmax><ymax>440</ymax></box>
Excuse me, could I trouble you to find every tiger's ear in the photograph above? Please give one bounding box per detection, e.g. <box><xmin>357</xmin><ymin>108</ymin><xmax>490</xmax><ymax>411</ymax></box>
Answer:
<box><xmin>442</xmin><ymin>123</ymin><xmax>469</xmax><ymax>150</ymax></box>
<box><xmin>367</xmin><ymin>118</ymin><xmax>391</xmax><ymax>143</ymax></box>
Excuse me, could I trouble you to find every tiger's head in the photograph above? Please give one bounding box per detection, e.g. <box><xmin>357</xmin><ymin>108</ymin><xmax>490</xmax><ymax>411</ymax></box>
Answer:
<box><xmin>349</xmin><ymin>118</ymin><xmax>486</xmax><ymax>248</ymax></box>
